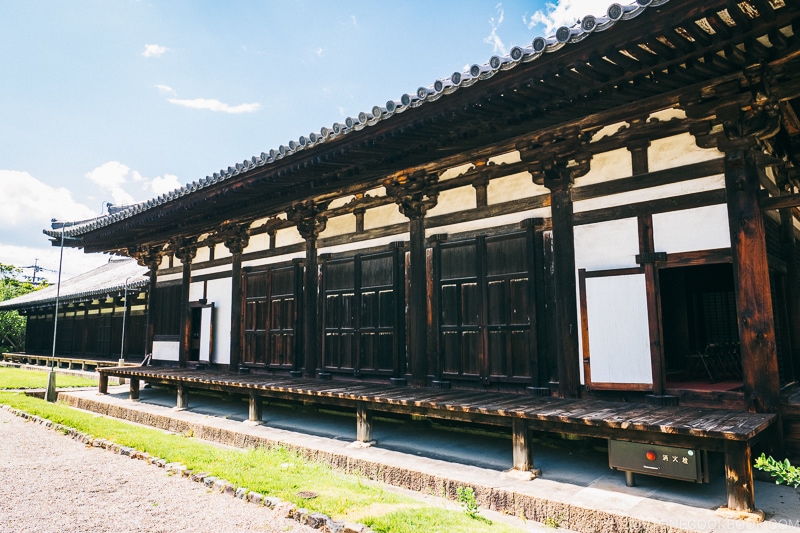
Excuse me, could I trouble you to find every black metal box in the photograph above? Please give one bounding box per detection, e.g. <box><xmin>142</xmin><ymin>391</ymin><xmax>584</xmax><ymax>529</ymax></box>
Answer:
<box><xmin>608</xmin><ymin>440</ymin><xmax>707</xmax><ymax>483</ymax></box>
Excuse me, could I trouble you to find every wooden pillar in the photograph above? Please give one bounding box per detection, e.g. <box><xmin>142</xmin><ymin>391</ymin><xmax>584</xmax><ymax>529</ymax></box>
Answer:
<box><xmin>724</xmin><ymin>150</ymin><xmax>780</xmax><ymax>413</ymax></box>
<box><xmin>512</xmin><ymin>418</ymin><xmax>532</xmax><ymax>471</ymax></box>
<box><xmin>385</xmin><ymin>172</ymin><xmax>439</xmax><ymax>387</ymax></box>
<box><xmin>356</xmin><ymin>402</ymin><xmax>373</xmax><ymax>443</ymax></box>
<box><xmin>222</xmin><ymin>224</ymin><xmax>250</xmax><ymax>371</ymax></box>
<box><xmin>287</xmin><ymin>201</ymin><xmax>328</xmax><ymax>379</ymax></box>
<box><xmin>176</xmin><ymin>384</ymin><xmax>189</xmax><ymax>410</ymax></box>
<box><xmin>248</xmin><ymin>391</ymin><xmax>263</xmax><ymax>423</ymax></box>
<box><xmin>129</xmin><ymin>378</ymin><xmax>140</xmax><ymax>401</ymax></box>
<box><xmin>98</xmin><ymin>372</ymin><xmax>108</xmax><ymax>395</ymax></box>
<box><xmin>723</xmin><ymin>440</ymin><xmax>755</xmax><ymax>512</ymax></box>
<box><xmin>131</xmin><ymin>246</ymin><xmax>164</xmax><ymax>358</ymax></box>
<box><xmin>780</xmin><ymin>205</ymin><xmax>800</xmax><ymax>382</ymax></box>
<box><xmin>546</xmin><ymin>177</ymin><xmax>581</xmax><ymax>398</ymax></box>
<box><xmin>521</xmin><ymin>139</ymin><xmax>591</xmax><ymax>399</ymax></box>
<box><xmin>172</xmin><ymin>238</ymin><xmax>197</xmax><ymax>369</ymax></box>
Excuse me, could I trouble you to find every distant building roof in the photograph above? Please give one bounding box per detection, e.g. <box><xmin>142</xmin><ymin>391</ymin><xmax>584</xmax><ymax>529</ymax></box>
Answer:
<box><xmin>0</xmin><ymin>258</ymin><xmax>148</xmax><ymax>312</ymax></box>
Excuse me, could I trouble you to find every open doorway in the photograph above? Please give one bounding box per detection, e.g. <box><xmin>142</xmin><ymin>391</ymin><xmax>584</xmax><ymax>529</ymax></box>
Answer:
<box><xmin>659</xmin><ymin>263</ymin><xmax>742</xmax><ymax>391</ymax></box>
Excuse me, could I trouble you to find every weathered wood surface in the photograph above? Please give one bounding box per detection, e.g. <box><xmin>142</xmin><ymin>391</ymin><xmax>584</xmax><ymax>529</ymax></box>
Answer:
<box><xmin>98</xmin><ymin>367</ymin><xmax>775</xmax><ymax>442</ymax></box>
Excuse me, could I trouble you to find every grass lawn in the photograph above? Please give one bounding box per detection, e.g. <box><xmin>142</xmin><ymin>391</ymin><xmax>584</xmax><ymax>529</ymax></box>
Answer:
<box><xmin>0</xmin><ymin>365</ymin><xmax>98</xmax><ymax>389</ymax></box>
<box><xmin>0</xmin><ymin>389</ymin><xmax>526</xmax><ymax>533</ymax></box>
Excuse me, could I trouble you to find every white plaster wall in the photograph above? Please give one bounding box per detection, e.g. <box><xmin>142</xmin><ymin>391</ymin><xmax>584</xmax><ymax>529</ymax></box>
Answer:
<box><xmin>320</xmin><ymin>234</ymin><xmax>409</xmax><ymax>255</ymax></box>
<box><xmin>575</xmin><ymin>147</ymin><xmax>632</xmax><ymax>186</ymax></box>
<box><xmin>584</xmin><ymin>273</ymin><xmax>652</xmax><ymax>385</ymax></box>
<box><xmin>275</xmin><ymin>227</ymin><xmax>304</xmax><ymax>247</ymax></box>
<box><xmin>206</xmin><ymin>277</ymin><xmax>232</xmax><ymax>365</ymax></box>
<box><xmin>242</xmin><ymin>251</ymin><xmax>305</xmax><ymax>269</ymax></box>
<box><xmin>192</xmin><ymin>264</ymin><xmax>232</xmax><ymax>277</ymax></box>
<box><xmin>157</xmin><ymin>273</ymin><xmax>182</xmax><ymax>283</ymax></box>
<box><xmin>574</xmin><ymin>218</ymin><xmax>640</xmax><ymax>271</ymax></box>
<box><xmin>488</xmin><ymin>150</ymin><xmax>521</xmax><ymax>165</ymax></box>
<box><xmin>189</xmin><ymin>281</ymin><xmax>204</xmax><ymax>302</ymax></box>
<box><xmin>487</xmin><ymin>172</ymin><xmax>545</xmax><ymax>204</ymax></box>
<box><xmin>320</xmin><ymin>214</ymin><xmax>354</xmax><ymax>238</ymax></box>
<box><xmin>429</xmin><ymin>207</ymin><xmax>550</xmax><ymax>238</ymax></box>
<box><xmin>574</xmin><ymin>175</ymin><xmax>724</xmax><ymax>213</ymax></box>
<box><xmin>652</xmin><ymin>204</ymin><xmax>731</xmax><ymax>254</ymax></box>
<box><xmin>215</xmin><ymin>242</ymin><xmax>231</xmax><ymax>260</ymax></box>
<box><xmin>427</xmin><ymin>185</ymin><xmax>477</xmax><ymax>217</ymax></box>
<box><xmin>439</xmin><ymin>162</ymin><xmax>474</xmax><ymax>181</ymax></box>
<box><xmin>364</xmin><ymin>203</ymin><xmax>406</xmax><ymax>230</ymax></box>
<box><xmin>328</xmin><ymin>195</ymin><xmax>355</xmax><ymax>209</ymax></box>
<box><xmin>194</xmin><ymin>246</ymin><xmax>211</xmax><ymax>263</ymax></box>
<box><xmin>648</xmin><ymin>132</ymin><xmax>722</xmax><ymax>172</ymax></box>
<box><xmin>244</xmin><ymin>232</ymin><xmax>270</xmax><ymax>254</ymax></box>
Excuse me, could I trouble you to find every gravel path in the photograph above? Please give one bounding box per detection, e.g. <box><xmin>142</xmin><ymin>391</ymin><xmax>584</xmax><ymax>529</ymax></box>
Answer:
<box><xmin>0</xmin><ymin>408</ymin><xmax>317</xmax><ymax>533</ymax></box>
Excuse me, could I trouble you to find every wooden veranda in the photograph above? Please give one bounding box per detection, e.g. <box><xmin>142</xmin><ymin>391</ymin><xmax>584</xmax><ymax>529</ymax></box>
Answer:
<box><xmin>98</xmin><ymin>365</ymin><xmax>777</xmax><ymax>513</ymax></box>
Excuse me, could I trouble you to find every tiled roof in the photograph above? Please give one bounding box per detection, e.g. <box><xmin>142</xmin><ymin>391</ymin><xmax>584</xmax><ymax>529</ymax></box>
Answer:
<box><xmin>44</xmin><ymin>0</ymin><xmax>668</xmax><ymax>241</ymax></box>
<box><xmin>0</xmin><ymin>258</ymin><xmax>148</xmax><ymax>311</ymax></box>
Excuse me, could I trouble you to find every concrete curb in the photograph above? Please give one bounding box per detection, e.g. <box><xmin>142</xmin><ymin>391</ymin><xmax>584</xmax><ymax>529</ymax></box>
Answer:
<box><xmin>1</xmin><ymin>404</ymin><xmax>373</xmax><ymax>533</ymax></box>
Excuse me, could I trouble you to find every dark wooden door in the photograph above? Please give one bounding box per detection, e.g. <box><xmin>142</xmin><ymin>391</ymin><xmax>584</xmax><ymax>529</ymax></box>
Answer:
<box><xmin>243</xmin><ymin>262</ymin><xmax>301</xmax><ymax>368</ymax></box>
<box><xmin>321</xmin><ymin>248</ymin><xmax>404</xmax><ymax>378</ymax></box>
<box><xmin>434</xmin><ymin>231</ymin><xmax>536</xmax><ymax>385</ymax></box>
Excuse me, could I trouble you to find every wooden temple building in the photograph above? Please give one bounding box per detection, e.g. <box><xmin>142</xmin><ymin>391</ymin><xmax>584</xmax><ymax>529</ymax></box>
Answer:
<box><xmin>34</xmin><ymin>0</ymin><xmax>800</xmax><ymax>516</ymax></box>
<box><xmin>0</xmin><ymin>258</ymin><xmax>148</xmax><ymax>367</ymax></box>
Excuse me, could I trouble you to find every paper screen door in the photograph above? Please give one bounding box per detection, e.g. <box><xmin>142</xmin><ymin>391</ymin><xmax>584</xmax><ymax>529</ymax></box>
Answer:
<box><xmin>579</xmin><ymin>269</ymin><xmax>653</xmax><ymax>390</ymax></box>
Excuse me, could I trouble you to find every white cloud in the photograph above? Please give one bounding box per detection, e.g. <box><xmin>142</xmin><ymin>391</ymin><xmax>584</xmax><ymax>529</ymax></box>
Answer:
<box><xmin>0</xmin><ymin>170</ymin><xmax>96</xmax><ymax>231</ymax></box>
<box><xmin>0</xmin><ymin>170</ymin><xmax>99</xmax><ymax>273</ymax></box>
<box><xmin>484</xmin><ymin>4</ymin><xmax>507</xmax><ymax>56</ymax></box>
<box><xmin>155</xmin><ymin>84</ymin><xmax>177</xmax><ymax>95</ymax></box>
<box><xmin>350</xmin><ymin>15</ymin><xmax>357</xmax><ymax>27</ymax></box>
<box><xmin>85</xmin><ymin>162</ymin><xmax>139</xmax><ymax>206</ymax></box>
<box><xmin>526</xmin><ymin>0</ymin><xmax>610</xmax><ymax>36</ymax></box>
<box><xmin>0</xmin><ymin>243</ymin><xmax>109</xmax><ymax>283</ymax></box>
<box><xmin>151</xmin><ymin>174</ymin><xmax>182</xmax><ymax>196</ymax></box>
<box><xmin>85</xmin><ymin>162</ymin><xmax>185</xmax><ymax>205</ymax></box>
<box><xmin>167</xmin><ymin>97</ymin><xmax>261</xmax><ymax>114</ymax></box>
<box><xmin>315</xmin><ymin>47</ymin><xmax>324</xmax><ymax>58</ymax></box>
<box><xmin>142</xmin><ymin>44</ymin><xmax>168</xmax><ymax>58</ymax></box>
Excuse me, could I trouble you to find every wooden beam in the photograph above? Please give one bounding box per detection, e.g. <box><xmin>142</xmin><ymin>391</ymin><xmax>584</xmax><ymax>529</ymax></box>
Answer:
<box><xmin>760</xmin><ymin>192</ymin><xmax>800</xmax><ymax>211</ymax></box>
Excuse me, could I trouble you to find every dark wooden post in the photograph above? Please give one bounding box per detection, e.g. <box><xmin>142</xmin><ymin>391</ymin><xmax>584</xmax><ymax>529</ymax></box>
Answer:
<box><xmin>724</xmin><ymin>440</ymin><xmax>755</xmax><ymax>513</ymax></box>
<box><xmin>356</xmin><ymin>402</ymin><xmax>373</xmax><ymax>443</ymax></box>
<box><xmin>129</xmin><ymin>378</ymin><xmax>140</xmax><ymax>401</ymax></box>
<box><xmin>248</xmin><ymin>391</ymin><xmax>263</xmax><ymax>424</ymax></box>
<box><xmin>780</xmin><ymin>202</ymin><xmax>800</xmax><ymax>382</ymax></box>
<box><xmin>130</xmin><ymin>245</ymin><xmax>163</xmax><ymax>359</ymax></box>
<box><xmin>512</xmin><ymin>418</ymin><xmax>532</xmax><ymax>471</ymax></box>
<box><xmin>520</xmin><ymin>135</ymin><xmax>591</xmax><ymax>399</ymax></box>
<box><xmin>385</xmin><ymin>172</ymin><xmax>439</xmax><ymax>387</ymax></box>
<box><xmin>171</xmin><ymin>238</ymin><xmax>197</xmax><ymax>369</ymax></box>
<box><xmin>222</xmin><ymin>224</ymin><xmax>251</xmax><ymax>372</ymax></box>
<box><xmin>724</xmin><ymin>149</ymin><xmax>780</xmax><ymax>413</ymax></box>
<box><xmin>176</xmin><ymin>384</ymin><xmax>189</xmax><ymax>410</ymax></box>
<box><xmin>287</xmin><ymin>201</ymin><xmax>329</xmax><ymax>379</ymax></box>
<box><xmin>547</xmin><ymin>176</ymin><xmax>581</xmax><ymax>398</ymax></box>
<box><xmin>98</xmin><ymin>371</ymin><xmax>108</xmax><ymax>395</ymax></box>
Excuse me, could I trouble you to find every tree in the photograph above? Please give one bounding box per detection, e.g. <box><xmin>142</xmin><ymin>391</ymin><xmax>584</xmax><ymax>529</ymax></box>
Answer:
<box><xmin>0</xmin><ymin>263</ymin><xmax>48</xmax><ymax>354</ymax></box>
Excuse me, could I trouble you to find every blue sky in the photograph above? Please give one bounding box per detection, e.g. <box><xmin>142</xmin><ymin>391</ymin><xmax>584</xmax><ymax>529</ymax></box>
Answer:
<box><xmin>0</xmin><ymin>0</ymin><xmax>613</xmax><ymax>280</ymax></box>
